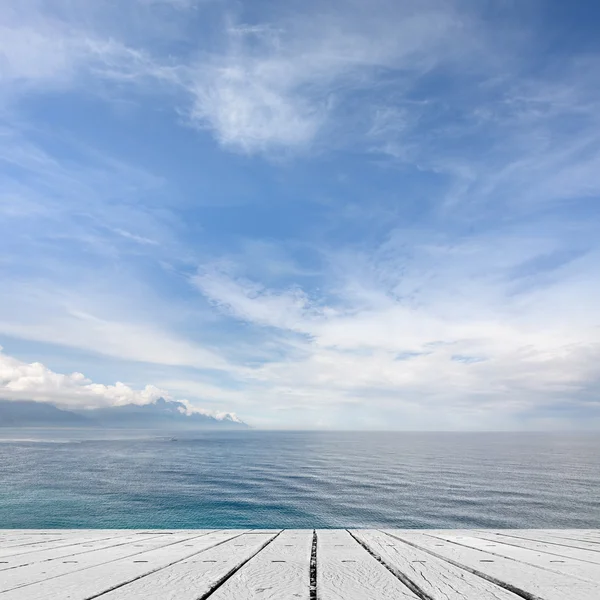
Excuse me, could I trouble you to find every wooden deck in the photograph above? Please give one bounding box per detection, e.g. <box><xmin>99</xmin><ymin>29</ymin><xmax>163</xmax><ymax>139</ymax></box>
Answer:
<box><xmin>1</xmin><ymin>529</ymin><xmax>599</xmax><ymax>599</ymax></box>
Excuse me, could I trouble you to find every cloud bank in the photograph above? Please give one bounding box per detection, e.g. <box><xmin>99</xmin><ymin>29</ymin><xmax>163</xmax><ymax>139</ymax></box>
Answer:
<box><xmin>0</xmin><ymin>346</ymin><xmax>239</xmax><ymax>421</ymax></box>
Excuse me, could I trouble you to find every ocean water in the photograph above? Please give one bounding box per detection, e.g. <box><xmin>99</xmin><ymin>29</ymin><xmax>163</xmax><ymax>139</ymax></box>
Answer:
<box><xmin>0</xmin><ymin>430</ymin><xmax>599</xmax><ymax>529</ymax></box>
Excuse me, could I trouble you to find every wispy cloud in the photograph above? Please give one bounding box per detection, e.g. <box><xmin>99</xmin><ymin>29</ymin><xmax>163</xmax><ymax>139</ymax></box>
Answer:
<box><xmin>0</xmin><ymin>279</ymin><xmax>232</xmax><ymax>371</ymax></box>
<box><xmin>1</xmin><ymin>0</ymin><xmax>599</xmax><ymax>428</ymax></box>
<box><xmin>185</xmin><ymin>1</ymin><xmax>475</xmax><ymax>153</ymax></box>
<box><xmin>190</xmin><ymin>224</ymin><xmax>600</xmax><ymax>428</ymax></box>
<box><xmin>0</xmin><ymin>1</ymin><xmax>184</xmax><ymax>107</ymax></box>
<box><xmin>2</xmin><ymin>1</ymin><xmax>480</xmax><ymax>154</ymax></box>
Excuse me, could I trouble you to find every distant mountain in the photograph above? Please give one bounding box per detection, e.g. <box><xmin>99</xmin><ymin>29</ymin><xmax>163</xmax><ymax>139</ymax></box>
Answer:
<box><xmin>0</xmin><ymin>400</ymin><xmax>92</xmax><ymax>427</ymax></box>
<box><xmin>74</xmin><ymin>398</ymin><xmax>248</xmax><ymax>429</ymax></box>
<box><xmin>0</xmin><ymin>398</ymin><xmax>248</xmax><ymax>429</ymax></box>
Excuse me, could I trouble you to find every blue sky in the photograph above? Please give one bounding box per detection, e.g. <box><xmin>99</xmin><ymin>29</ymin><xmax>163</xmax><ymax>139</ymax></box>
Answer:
<box><xmin>1</xmin><ymin>0</ymin><xmax>600</xmax><ymax>429</ymax></box>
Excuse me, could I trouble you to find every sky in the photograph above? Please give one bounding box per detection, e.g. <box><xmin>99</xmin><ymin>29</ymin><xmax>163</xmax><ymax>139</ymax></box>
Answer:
<box><xmin>1</xmin><ymin>0</ymin><xmax>600</xmax><ymax>430</ymax></box>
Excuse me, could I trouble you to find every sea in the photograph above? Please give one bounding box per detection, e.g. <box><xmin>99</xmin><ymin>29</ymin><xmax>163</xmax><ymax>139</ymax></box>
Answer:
<box><xmin>0</xmin><ymin>430</ymin><xmax>599</xmax><ymax>529</ymax></box>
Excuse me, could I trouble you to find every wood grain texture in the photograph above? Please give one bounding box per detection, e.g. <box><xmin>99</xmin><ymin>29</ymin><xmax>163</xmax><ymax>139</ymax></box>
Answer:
<box><xmin>0</xmin><ymin>532</ymin><xmax>127</xmax><ymax>558</ymax></box>
<box><xmin>385</xmin><ymin>530</ymin><xmax>600</xmax><ymax>600</ymax></box>
<box><xmin>467</xmin><ymin>530</ymin><xmax>600</xmax><ymax>565</ymax></box>
<box><xmin>0</xmin><ymin>532</ymin><xmax>159</xmax><ymax>570</ymax></box>
<box><xmin>427</xmin><ymin>532</ymin><xmax>600</xmax><ymax>583</ymax></box>
<box><xmin>0</xmin><ymin>533</ymin><xmax>196</xmax><ymax>591</ymax></box>
<box><xmin>96</xmin><ymin>531</ymin><xmax>279</xmax><ymax>600</ymax></box>
<box><xmin>0</xmin><ymin>530</ymin><xmax>236</xmax><ymax>600</ymax></box>
<box><xmin>2</xmin><ymin>529</ymin><xmax>599</xmax><ymax>599</ymax></box>
<box><xmin>317</xmin><ymin>529</ymin><xmax>418</xmax><ymax>600</ymax></box>
<box><xmin>352</xmin><ymin>529</ymin><xmax>522</xmax><ymax>600</ymax></box>
<box><xmin>482</xmin><ymin>530</ymin><xmax>600</xmax><ymax>553</ymax></box>
<box><xmin>207</xmin><ymin>529</ymin><xmax>312</xmax><ymax>600</ymax></box>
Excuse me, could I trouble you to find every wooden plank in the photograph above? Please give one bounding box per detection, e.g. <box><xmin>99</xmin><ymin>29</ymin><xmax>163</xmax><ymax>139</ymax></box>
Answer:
<box><xmin>492</xmin><ymin>530</ymin><xmax>600</xmax><ymax>545</ymax></box>
<box><xmin>0</xmin><ymin>534</ymin><xmax>106</xmax><ymax>548</ymax></box>
<box><xmin>539</xmin><ymin>530</ymin><xmax>600</xmax><ymax>543</ymax></box>
<box><xmin>95</xmin><ymin>531</ymin><xmax>280</xmax><ymax>600</ymax></box>
<box><xmin>467</xmin><ymin>530</ymin><xmax>600</xmax><ymax>565</ymax></box>
<box><xmin>0</xmin><ymin>538</ymin><xmax>64</xmax><ymax>552</ymax></box>
<box><xmin>429</xmin><ymin>532</ymin><xmax>600</xmax><ymax>583</ymax></box>
<box><xmin>0</xmin><ymin>535</ymin><xmax>61</xmax><ymax>545</ymax></box>
<box><xmin>2</xmin><ymin>529</ymin><xmax>599</xmax><ymax>600</ymax></box>
<box><xmin>0</xmin><ymin>533</ymin><xmax>198</xmax><ymax>591</ymax></box>
<box><xmin>385</xmin><ymin>530</ymin><xmax>600</xmax><ymax>600</ymax></box>
<box><xmin>0</xmin><ymin>530</ymin><xmax>241</xmax><ymax>600</ymax></box>
<box><xmin>0</xmin><ymin>532</ymin><xmax>130</xmax><ymax>559</ymax></box>
<box><xmin>0</xmin><ymin>535</ymin><xmax>87</xmax><ymax>551</ymax></box>
<box><xmin>487</xmin><ymin>530</ymin><xmax>600</xmax><ymax>553</ymax></box>
<box><xmin>0</xmin><ymin>532</ymin><xmax>159</xmax><ymax>567</ymax></box>
<box><xmin>207</xmin><ymin>529</ymin><xmax>312</xmax><ymax>600</ymax></box>
<box><xmin>0</xmin><ymin>531</ymin><xmax>122</xmax><ymax>544</ymax></box>
<box><xmin>0</xmin><ymin>533</ymin><xmax>145</xmax><ymax>568</ymax></box>
<box><xmin>317</xmin><ymin>530</ymin><xmax>419</xmax><ymax>600</ymax></box>
<box><xmin>352</xmin><ymin>530</ymin><xmax>521</xmax><ymax>600</ymax></box>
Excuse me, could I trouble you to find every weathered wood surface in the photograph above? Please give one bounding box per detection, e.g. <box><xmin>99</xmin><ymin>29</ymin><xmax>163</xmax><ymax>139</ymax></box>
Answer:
<box><xmin>351</xmin><ymin>529</ymin><xmax>521</xmax><ymax>599</ymax></box>
<box><xmin>426</xmin><ymin>531</ymin><xmax>600</xmax><ymax>582</ymax></box>
<box><xmin>207</xmin><ymin>529</ymin><xmax>312</xmax><ymax>600</ymax></box>
<box><xmin>386</xmin><ymin>530</ymin><xmax>600</xmax><ymax>600</ymax></box>
<box><xmin>317</xmin><ymin>529</ymin><xmax>418</xmax><ymax>599</ymax></box>
<box><xmin>1</xmin><ymin>529</ymin><xmax>599</xmax><ymax>599</ymax></box>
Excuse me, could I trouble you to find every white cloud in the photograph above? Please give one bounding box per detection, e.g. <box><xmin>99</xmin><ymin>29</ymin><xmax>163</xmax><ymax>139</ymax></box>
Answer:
<box><xmin>194</xmin><ymin>267</ymin><xmax>316</xmax><ymax>331</ymax></box>
<box><xmin>0</xmin><ymin>281</ymin><xmax>232</xmax><ymax>372</ymax></box>
<box><xmin>190</xmin><ymin>229</ymin><xmax>600</xmax><ymax>429</ymax></box>
<box><xmin>3</xmin><ymin>0</ymin><xmax>598</xmax><ymax>171</ymax></box>
<box><xmin>0</xmin><ymin>2</ymin><xmax>182</xmax><ymax>104</ymax></box>
<box><xmin>0</xmin><ymin>346</ymin><xmax>241</xmax><ymax>421</ymax></box>
<box><xmin>113</xmin><ymin>229</ymin><xmax>159</xmax><ymax>246</ymax></box>
<box><xmin>2</xmin><ymin>0</ymin><xmax>600</xmax><ymax>430</ymax></box>
<box><xmin>2</xmin><ymin>0</ymin><xmax>571</xmax><ymax>165</ymax></box>
<box><xmin>0</xmin><ymin>1</ymin><xmax>478</xmax><ymax>154</ymax></box>
<box><xmin>175</xmin><ymin>398</ymin><xmax>243</xmax><ymax>423</ymax></box>
<box><xmin>0</xmin><ymin>24</ymin><xmax>72</xmax><ymax>87</ymax></box>
<box><xmin>185</xmin><ymin>1</ymin><xmax>471</xmax><ymax>153</ymax></box>
<box><xmin>0</xmin><ymin>345</ymin><xmax>167</xmax><ymax>408</ymax></box>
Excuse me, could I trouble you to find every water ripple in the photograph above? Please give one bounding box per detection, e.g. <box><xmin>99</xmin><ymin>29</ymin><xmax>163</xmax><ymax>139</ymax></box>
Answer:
<box><xmin>0</xmin><ymin>431</ymin><xmax>599</xmax><ymax>528</ymax></box>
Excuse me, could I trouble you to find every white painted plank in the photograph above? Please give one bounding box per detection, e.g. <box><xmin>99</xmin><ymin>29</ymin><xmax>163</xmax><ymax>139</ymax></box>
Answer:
<box><xmin>538</xmin><ymin>530</ymin><xmax>600</xmax><ymax>543</ymax></box>
<box><xmin>385</xmin><ymin>530</ymin><xmax>600</xmax><ymax>600</ymax></box>
<box><xmin>0</xmin><ymin>534</ymin><xmax>148</xmax><ymax>569</ymax></box>
<box><xmin>0</xmin><ymin>530</ymin><xmax>242</xmax><ymax>600</ymax></box>
<box><xmin>429</xmin><ymin>532</ymin><xmax>600</xmax><ymax>583</ymax></box>
<box><xmin>0</xmin><ymin>538</ymin><xmax>64</xmax><ymax>552</ymax></box>
<box><xmin>0</xmin><ymin>532</ymin><xmax>140</xmax><ymax>549</ymax></box>
<box><xmin>0</xmin><ymin>532</ymin><xmax>130</xmax><ymax>559</ymax></box>
<box><xmin>0</xmin><ymin>533</ymin><xmax>144</xmax><ymax>568</ymax></box>
<box><xmin>487</xmin><ymin>530</ymin><xmax>600</xmax><ymax>553</ymax></box>
<box><xmin>207</xmin><ymin>529</ymin><xmax>312</xmax><ymax>600</ymax></box>
<box><xmin>0</xmin><ymin>535</ymin><xmax>86</xmax><ymax>551</ymax></box>
<box><xmin>0</xmin><ymin>533</ymin><xmax>157</xmax><ymax>568</ymax></box>
<box><xmin>317</xmin><ymin>530</ymin><xmax>419</xmax><ymax>600</ymax></box>
<box><xmin>0</xmin><ymin>531</ymin><xmax>148</xmax><ymax>537</ymax></box>
<box><xmin>97</xmin><ymin>531</ymin><xmax>279</xmax><ymax>600</ymax></box>
<box><xmin>0</xmin><ymin>533</ymin><xmax>197</xmax><ymax>591</ymax></box>
<box><xmin>468</xmin><ymin>530</ymin><xmax>600</xmax><ymax>565</ymax></box>
<box><xmin>0</xmin><ymin>535</ymin><xmax>59</xmax><ymax>546</ymax></box>
<box><xmin>489</xmin><ymin>529</ymin><xmax>600</xmax><ymax>544</ymax></box>
<box><xmin>352</xmin><ymin>530</ymin><xmax>521</xmax><ymax>600</ymax></box>
<box><xmin>0</xmin><ymin>531</ymin><xmax>122</xmax><ymax>544</ymax></box>
<box><xmin>0</xmin><ymin>532</ymin><xmax>209</xmax><ymax>568</ymax></box>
